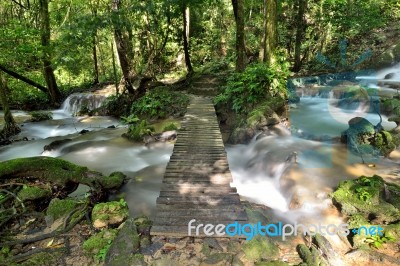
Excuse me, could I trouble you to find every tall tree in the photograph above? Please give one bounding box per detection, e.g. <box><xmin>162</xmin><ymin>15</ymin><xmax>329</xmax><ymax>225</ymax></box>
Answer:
<box><xmin>182</xmin><ymin>0</ymin><xmax>193</xmax><ymax>75</ymax></box>
<box><xmin>232</xmin><ymin>0</ymin><xmax>246</xmax><ymax>72</ymax></box>
<box><xmin>293</xmin><ymin>0</ymin><xmax>307</xmax><ymax>72</ymax></box>
<box><xmin>0</xmin><ymin>73</ymin><xmax>20</xmax><ymax>139</ymax></box>
<box><xmin>111</xmin><ymin>0</ymin><xmax>135</xmax><ymax>94</ymax></box>
<box><xmin>39</xmin><ymin>0</ymin><xmax>62</xmax><ymax>106</ymax></box>
<box><xmin>265</xmin><ymin>0</ymin><xmax>278</xmax><ymax>64</ymax></box>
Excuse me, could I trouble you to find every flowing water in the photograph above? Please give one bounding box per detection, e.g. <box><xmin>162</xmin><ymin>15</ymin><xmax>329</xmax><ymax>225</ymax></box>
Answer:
<box><xmin>1</xmin><ymin>65</ymin><xmax>400</xmax><ymax>222</ymax></box>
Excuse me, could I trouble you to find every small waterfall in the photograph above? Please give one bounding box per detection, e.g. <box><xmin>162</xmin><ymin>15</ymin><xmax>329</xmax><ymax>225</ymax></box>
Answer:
<box><xmin>61</xmin><ymin>93</ymin><xmax>107</xmax><ymax>115</ymax></box>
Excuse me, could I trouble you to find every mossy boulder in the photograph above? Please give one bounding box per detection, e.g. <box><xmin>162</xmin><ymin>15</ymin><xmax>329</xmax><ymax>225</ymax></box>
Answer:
<box><xmin>83</xmin><ymin>228</ymin><xmax>118</xmax><ymax>256</ymax></box>
<box><xmin>241</xmin><ymin>236</ymin><xmax>279</xmax><ymax>262</ymax></box>
<box><xmin>341</xmin><ymin>118</ymin><xmax>396</xmax><ymax>157</ymax></box>
<box><xmin>105</xmin><ymin>218</ymin><xmax>142</xmax><ymax>266</ymax></box>
<box><xmin>92</xmin><ymin>200</ymin><xmax>129</xmax><ymax>229</ymax></box>
<box><xmin>0</xmin><ymin>157</ymin><xmax>102</xmax><ymax>188</ymax></box>
<box><xmin>297</xmin><ymin>244</ymin><xmax>328</xmax><ymax>266</ymax></box>
<box><xmin>99</xmin><ymin>172</ymin><xmax>126</xmax><ymax>189</ymax></box>
<box><xmin>200</xmin><ymin>253</ymin><xmax>233</xmax><ymax>266</ymax></box>
<box><xmin>332</xmin><ymin>175</ymin><xmax>400</xmax><ymax>224</ymax></box>
<box><xmin>29</xmin><ymin>111</ymin><xmax>52</xmax><ymax>122</ymax></box>
<box><xmin>46</xmin><ymin>198</ymin><xmax>81</xmax><ymax>220</ymax></box>
<box><xmin>255</xmin><ymin>261</ymin><xmax>289</xmax><ymax>266</ymax></box>
<box><xmin>17</xmin><ymin>186</ymin><xmax>51</xmax><ymax>202</ymax></box>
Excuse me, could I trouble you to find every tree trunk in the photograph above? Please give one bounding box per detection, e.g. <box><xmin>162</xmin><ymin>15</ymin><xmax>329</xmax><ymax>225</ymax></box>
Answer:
<box><xmin>0</xmin><ymin>64</ymin><xmax>48</xmax><ymax>94</ymax></box>
<box><xmin>39</xmin><ymin>0</ymin><xmax>62</xmax><ymax>106</ymax></box>
<box><xmin>293</xmin><ymin>0</ymin><xmax>307</xmax><ymax>72</ymax></box>
<box><xmin>232</xmin><ymin>0</ymin><xmax>246</xmax><ymax>72</ymax></box>
<box><xmin>182</xmin><ymin>1</ymin><xmax>193</xmax><ymax>75</ymax></box>
<box><xmin>112</xmin><ymin>0</ymin><xmax>135</xmax><ymax>94</ymax></box>
<box><xmin>92</xmin><ymin>10</ymin><xmax>99</xmax><ymax>85</ymax></box>
<box><xmin>265</xmin><ymin>0</ymin><xmax>278</xmax><ymax>64</ymax></box>
<box><xmin>259</xmin><ymin>0</ymin><xmax>267</xmax><ymax>62</ymax></box>
<box><xmin>0</xmin><ymin>73</ymin><xmax>21</xmax><ymax>139</ymax></box>
<box><xmin>111</xmin><ymin>40</ymin><xmax>119</xmax><ymax>95</ymax></box>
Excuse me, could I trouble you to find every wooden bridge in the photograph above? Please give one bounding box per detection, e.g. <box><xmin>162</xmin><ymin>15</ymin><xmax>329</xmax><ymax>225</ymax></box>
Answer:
<box><xmin>150</xmin><ymin>96</ymin><xmax>247</xmax><ymax>237</ymax></box>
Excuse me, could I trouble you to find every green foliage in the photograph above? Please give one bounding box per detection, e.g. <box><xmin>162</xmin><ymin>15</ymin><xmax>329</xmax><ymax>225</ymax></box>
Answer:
<box><xmin>95</xmin><ymin>239</ymin><xmax>112</xmax><ymax>262</ymax></box>
<box><xmin>122</xmin><ymin>119</ymin><xmax>155</xmax><ymax>141</ymax></box>
<box><xmin>120</xmin><ymin>114</ymin><xmax>140</xmax><ymax>125</ymax></box>
<box><xmin>130</xmin><ymin>88</ymin><xmax>190</xmax><ymax>119</ymax></box>
<box><xmin>29</xmin><ymin>111</ymin><xmax>53</xmax><ymax>122</ymax></box>
<box><xmin>162</xmin><ymin>122</ymin><xmax>178</xmax><ymax>131</ymax></box>
<box><xmin>215</xmin><ymin>63</ymin><xmax>289</xmax><ymax>114</ymax></box>
<box><xmin>102</xmin><ymin>94</ymin><xmax>132</xmax><ymax>118</ymax></box>
<box><xmin>365</xmin><ymin>233</ymin><xmax>396</xmax><ymax>249</ymax></box>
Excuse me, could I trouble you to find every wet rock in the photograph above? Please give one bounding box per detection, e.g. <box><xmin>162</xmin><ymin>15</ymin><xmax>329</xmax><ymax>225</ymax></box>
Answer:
<box><xmin>200</xmin><ymin>253</ymin><xmax>233</xmax><ymax>266</ymax></box>
<box><xmin>17</xmin><ymin>185</ymin><xmax>51</xmax><ymax>202</ymax></box>
<box><xmin>43</xmin><ymin>139</ymin><xmax>72</xmax><ymax>151</ymax></box>
<box><xmin>345</xmin><ymin>249</ymin><xmax>400</xmax><ymax>266</ymax></box>
<box><xmin>105</xmin><ymin>218</ymin><xmax>142</xmax><ymax>266</ymax></box>
<box><xmin>332</xmin><ymin>175</ymin><xmax>400</xmax><ymax>223</ymax></box>
<box><xmin>107</xmin><ymin>125</ymin><xmax>116</xmax><ymax>128</ymax></box>
<box><xmin>241</xmin><ymin>236</ymin><xmax>279</xmax><ymax>262</ymax></box>
<box><xmin>228</xmin><ymin>126</ymin><xmax>256</xmax><ymax>144</ymax></box>
<box><xmin>47</xmin><ymin>198</ymin><xmax>80</xmax><ymax>220</ymax></box>
<box><xmin>204</xmin><ymin>238</ymin><xmax>223</xmax><ymax>251</ymax></box>
<box><xmin>79</xmin><ymin>129</ymin><xmax>90</xmax><ymax>134</ymax></box>
<box><xmin>99</xmin><ymin>171</ymin><xmax>126</xmax><ymax>189</ymax></box>
<box><xmin>384</xmin><ymin>73</ymin><xmax>396</xmax><ymax>79</ymax></box>
<box><xmin>92</xmin><ymin>200</ymin><xmax>129</xmax><ymax>229</ymax></box>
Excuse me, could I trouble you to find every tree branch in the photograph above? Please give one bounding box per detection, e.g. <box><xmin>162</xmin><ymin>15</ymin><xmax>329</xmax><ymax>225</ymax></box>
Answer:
<box><xmin>0</xmin><ymin>64</ymin><xmax>48</xmax><ymax>94</ymax></box>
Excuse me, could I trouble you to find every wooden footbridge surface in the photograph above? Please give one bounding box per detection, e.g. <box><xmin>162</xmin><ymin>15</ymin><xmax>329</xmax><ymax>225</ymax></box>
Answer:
<box><xmin>150</xmin><ymin>96</ymin><xmax>247</xmax><ymax>237</ymax></box>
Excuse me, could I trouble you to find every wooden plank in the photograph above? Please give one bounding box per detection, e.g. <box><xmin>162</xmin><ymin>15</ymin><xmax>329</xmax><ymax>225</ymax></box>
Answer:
<box><xmin>150</xmin><ymin>225</ymin><xmax>246</xmax><ymax>238</ymax></box>
<box><xmin>154</xmin><ymin>209</ymin><xmax>245</xmax><ymax>218</ymax></box>
<box><xmin>159</xmin><ymin>190</ymin><xmax>237</xmax><ymax>197</ymax></box>
<box><xmin>160</xmin><ymin>184</ymin><xmax>237</xmax><ymax>192</ymax></box>
<box><xmin>155</xmin><ymin>204</ymin><xmax>244</xmax><ymax>211</ymax></box>
<box><xmin>152</xmin><ymin>217</ymin><xmax>247</xmax><ymax>226</ymax></box>
<box><xmin>156</xmin><ymin>195</ymin><xmax>240</xmax><ymax>205</ymax></box>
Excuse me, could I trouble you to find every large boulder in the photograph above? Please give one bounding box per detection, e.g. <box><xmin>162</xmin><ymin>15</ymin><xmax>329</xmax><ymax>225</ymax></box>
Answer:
<box><xmin>92</xmin><ymin>200</ymin><xmax>129</xmax><ymax>229</ymax></box>
<box><xmin>341</xmin><ymin>117</ymin><xmax>396</xmax><ymax>157</ymax></box>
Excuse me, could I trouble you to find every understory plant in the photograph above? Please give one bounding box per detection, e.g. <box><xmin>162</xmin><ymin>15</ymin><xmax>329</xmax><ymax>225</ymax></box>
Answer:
<box><xmin>214</xmin><ymin>60</ymin><xmax>289</xmax><ymax>114</ymax></box>
<box><xmin>130</xmin><ymin>87</ymin><xmax>190</xmax><ymax>119</ymax></box>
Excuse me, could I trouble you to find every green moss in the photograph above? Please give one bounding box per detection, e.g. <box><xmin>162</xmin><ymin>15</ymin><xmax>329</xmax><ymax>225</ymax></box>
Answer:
<box><xmin>47</xmin><ymin>198</ymin><xmax>80</xmax><ymax>220</ymax></box>
<box><xmin>20</xmin><ymin>251</ymin><xmax>60</xmax><ymax>266</ymax></box>
<box><xmin>332</xmin><ymin>175</ymin><xmax>400</xmax><ymax>223</ymax></box>
<box><xmin>29</xmin><ymin>111</ymin><xmax>52</xmax><ymax>122</ymax></box>
<box><xmin>255</xmin><ymin>261</ymin><xmax>289</xmax><ymax>266</ymax></box>
<box><xmin>92</xmin><ymin>200</ymin><xmax>129</xmax><ymax>228</ymax></box>
<box><xmin>242</xmin><ymin>236</ymin><xmax>279</xmax><ymax>262</ymax></box>
<box><xmin>17</xmin><ymin>186</ymin><xmax>51</xmax><ymax>201</ymax></box>
<box><xmin>0</xmin><ymin>157</ymin><xmax>101</xmax><ymax>188</ymax></box>
<box><xmin>100</xmin><ymin>172</ymin><xmax>125</xmax><ymax>189</ymax></box>
<box><xmin>83</xmin><ymin>229</ymin><xmax>118</xmax><ymax>255</ymax></box>
<box><xmin>162</xmin><ymin>122</ymin><xmax>178</xmax><ymax>131</ymax></box>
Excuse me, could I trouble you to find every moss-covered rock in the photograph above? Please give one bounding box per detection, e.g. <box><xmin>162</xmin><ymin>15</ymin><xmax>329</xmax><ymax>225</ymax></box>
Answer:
<box><xmin>92</xmin><ymin>199</ymin><xmax>129</xmax><ymax>229</ymax></box>
<box><xmin>83</xmin><ymin>228</ymin><xmax>118</xmax><ymax>255</ymax></box>
<box><xmin>105</xmin><ymin>218</ymin><xmax>142</xmax><ymax>266</ymax></box>
<box><xmin>134</xmin><ymin>215</ymin><xmax>152</xmax><ymax>234</ymax></box>
<box><xmin>46</xmin><ymin>198</ymin><xmax>81</xmax><ymax>220</ymax></box>
<box><xmin>17</xmin><ymin>186</ymin><xmax>51</xmax><ymax>202</ymax></box>
<box><xmin>255</xmin><ymin>261</ymin><xmax>289</xmax><ymax>266</ymax></box>
<box><xmin>241</xmin><ymin>236</ymin><xmax>279</xmax><ymax>262</ymax></box>
<box><xmin>332</xmin><ymin>175</ymin><xmax>400</xmax><ymax>223</ymax></box>
<box><xmin>200</xmin><ymin>253</ymin><xmax>233</xmax><ymax>266</ymax></box>
<box><xmin>0</xmin><ymin>157</ymin><xmax>102</xmax><ymax>188</ymax></box>
<box><xmin>100</xmin><ymin>172</ymin><xmax>125</xmax><ymax>189</ymax></box>
<box><xmin>29</xmin><ymin>111</ymin><xmax>52</xmax><ymax>122</ymax></box>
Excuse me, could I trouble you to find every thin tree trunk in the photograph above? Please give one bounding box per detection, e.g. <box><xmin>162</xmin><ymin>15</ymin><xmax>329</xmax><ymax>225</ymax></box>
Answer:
<box><xmin>111</xmin><ymin>40</ymin><xmax>119</xmax><ymax>95</ymax></box>
<box><xmin>293</xmin><ymin>0</ymin><xmax>307</xmax><ymax>72</ymax></box>
<box><xmin>92</xmin><ymin>9</ymin><xmax>99</xmax><ymax>85</ymax></box>
<box><xmin>112</xmin><ymin>0</ymin><xmax>135</xmax><ymax>94</ymax></box>
<box><xmin>232</xmin><ymin>0</ymin><xmax>246</xmax><ymax>72</ymax></box>
<box><xmin>0</xmin><ymin>73</ymin><xmax>20</xmax><ymax>139</ymax></box>
<box><xmin>0</xmin><ymin>64</ymin><xmax>48</xmax><ymax>94</ymax></box>
<box><xmin>39</xmin><ymin>0</ymin><xmax>61</xmax><ymax>106</ymax></box>
<box><xmin>265</xmin><ymin>0</ymin><xmax>278</xmax><ymax>64</ymax></box>
<box><xmin>259</xmin><ymin>0</ymin><xmax>267</xmax><ymax>62</ymax></box>
<box><xmin>182</xmin><ymin>2</ymin><xmax>193</xmax><ymax>75</ymax></box>
<box><xmin>92</xmin><ymin>33</ymin><xmax>99</xmax><ymax>85</ymax></box>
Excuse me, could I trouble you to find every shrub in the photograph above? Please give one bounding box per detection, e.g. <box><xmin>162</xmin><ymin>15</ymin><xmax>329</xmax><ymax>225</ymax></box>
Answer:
<box><xmin>162</xmin><ymin>122</ymin><xmax>178</xmax><ymax>131</ymax></box>
<box><xmin>130</xmin><ymin>87</ymin><xmax>190</xmax><ymax>119</ymax></box>
<box><xmin>122</xmin><ymin>119</ymin><xmax>155</xmax><ymax>141</ymax></box>
<box><xmin>29</xmin><ymin>111</ymin><xmax>53</xmax><ymax>122</ymax></box>
<box><xmin>214</xmin><ymin>62</ymin><xmax>289</xmax><ymax>114</ymax></box>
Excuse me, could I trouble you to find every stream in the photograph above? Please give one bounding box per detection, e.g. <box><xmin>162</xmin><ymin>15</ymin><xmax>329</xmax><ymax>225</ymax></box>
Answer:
<box><xmin>1</xmin><ymin>64</ymin><xmax>400</xmax><ymax>224</ymax></box>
